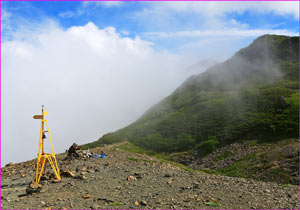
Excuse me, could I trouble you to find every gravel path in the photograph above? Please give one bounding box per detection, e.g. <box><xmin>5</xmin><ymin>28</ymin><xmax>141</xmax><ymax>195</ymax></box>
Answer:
<box><xmin>1</xmin><ymin>144</ymin><xmax>299</xmax><ymax>209</ymax></box>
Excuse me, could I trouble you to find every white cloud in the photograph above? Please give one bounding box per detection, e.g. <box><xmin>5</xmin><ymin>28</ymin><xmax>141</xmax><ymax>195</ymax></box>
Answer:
<box><xmin>1</xmin><ymin>6</ymin><xmax>60</xmax><ymax>43</ymax></box>
<box><xmin>121</xmin><ymin>30</ymin><xmax>130</xmax><ymax>35</ymax></box>
<box><xmin>1</xmin><ymin>22</ymin><xmax>196</xmax><ymax>166</ymax></box>
<box><xmin>1</xmin><ymin>9</ymin><xmax>13</xmax><ymax>40</ymax></box>
<box><xmin>59</xmin><ymin>1</ymin><xmax>124</xmax><ymax>19</ymax></box>
<box><xmin>258</xmin><ymin>1</ymin><xmax>299</xmax><ymax>19</ymax></box>
<box><xmin>229</xmin><ymin>19</ymin><xmax>249</xmax><ymax>29</ymax></box>
<box><xmin>158</xmin><ymin>1</ymin><xmax>299</xmax><ymax>19</ymax></box>
<box><xmin>1</xmin><ymin>8</ymin><xmax>12</xmax><ymax>20</ymax></box>
<box><xmin>82</xmin><ymin>1</ymin><xmax>124</xmax><ymax>8</ymax></box>
<box><xmin>59</xmin><ymin>11</ymin><xmax>77</xmax><ymax>18</ymax></box>
<box><xmin>143</xmin><ymin>28</ymin><xmax>298</xmax><ymax>39</ymax></box>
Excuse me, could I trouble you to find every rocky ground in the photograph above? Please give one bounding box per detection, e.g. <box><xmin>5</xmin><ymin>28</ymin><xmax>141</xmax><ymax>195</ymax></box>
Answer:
<box><xmin>1</xmin><ymin>142</ymin><xmax>299</xmax><ymax>209</ymax></box>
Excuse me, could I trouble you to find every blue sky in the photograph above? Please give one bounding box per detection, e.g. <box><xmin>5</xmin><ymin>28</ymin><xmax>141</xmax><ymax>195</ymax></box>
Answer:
<box><xmin>1</xmin><ymin>1</ymin><xmax>299</xmax><ymax>166</ymax></box>
<box><xmin>2</xmin><ymin>1</ymin><xmax>299</xmax><ymax>58</ymax></box>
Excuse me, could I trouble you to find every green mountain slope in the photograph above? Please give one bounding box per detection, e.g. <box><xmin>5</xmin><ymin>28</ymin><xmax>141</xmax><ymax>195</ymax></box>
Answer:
<box><xmin>84</xmin><ymin>35</ymin><xmax>299</xmax><ymax>155</ymax></box>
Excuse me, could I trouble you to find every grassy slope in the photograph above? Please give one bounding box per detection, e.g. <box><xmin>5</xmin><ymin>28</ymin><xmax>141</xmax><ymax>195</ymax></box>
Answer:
<box><xmin>197</xmin><ymin>139</ymin><xmax>299</xmax><ymax>185</ymax></box>
<box><xmin>83</xmin><ymin>35</ymin><xmax>299</xmax><ymax>155</ymax></box>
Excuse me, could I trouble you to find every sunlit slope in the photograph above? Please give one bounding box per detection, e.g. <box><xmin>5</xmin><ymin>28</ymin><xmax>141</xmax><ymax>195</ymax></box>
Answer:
<box><xmin>85</xmin><ymin>35</ymin><xmax>299</xmax><ymax>153</ymax></box>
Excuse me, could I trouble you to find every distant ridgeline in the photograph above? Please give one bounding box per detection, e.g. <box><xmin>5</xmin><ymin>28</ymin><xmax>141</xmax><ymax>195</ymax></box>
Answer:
<box><xmin>84</xmin><ymin>35</ymin><xmax>299</xmax><ymax>154</ymax></box>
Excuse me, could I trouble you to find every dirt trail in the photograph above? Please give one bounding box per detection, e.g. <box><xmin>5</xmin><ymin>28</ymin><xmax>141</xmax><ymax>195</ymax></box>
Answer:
<box><xmin>1</xmin><ymin>144</ymin><xmax>299</xmax><ymax>209</ymax></box>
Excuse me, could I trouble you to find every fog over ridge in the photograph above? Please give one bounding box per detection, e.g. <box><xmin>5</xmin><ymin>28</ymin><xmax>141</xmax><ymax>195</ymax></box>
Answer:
<box><xmin>1</xmin><ymin>22</ymin><xmax>210</xmax><ymax>166</ymax></box>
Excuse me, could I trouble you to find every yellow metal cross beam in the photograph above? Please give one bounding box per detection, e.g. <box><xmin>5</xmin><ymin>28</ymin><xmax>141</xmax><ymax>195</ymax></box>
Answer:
<box><xmin>33</xmin><ymin>106</ymin><xmax>61</xmax><ymax>183</ymax></box>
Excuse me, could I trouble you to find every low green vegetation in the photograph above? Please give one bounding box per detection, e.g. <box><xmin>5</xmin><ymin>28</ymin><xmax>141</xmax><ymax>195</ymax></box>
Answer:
<box><xmin>120</xmin><ymin>142</ymin><xmax>196</xmax><ymax>173</ymax></box>
<box><xmin>200</xmin><ymin>136</ymin><xmax>220</xmax><ymax>156</ymax></box>
<box><xmin>215</xmin><ymin>152</ymin><xmax>259</xmax><ymax>178</ymax></box>
<box><xmin>213</xmin><ymin>151</ymin><xmax>233</xmax><ymax>163</ymax></box>
<box><xmin>119</xmin><ymin>141</ymin><xmax>151</xmax><ymax>154</ymax></box>
<box><xmin>278</xmin><ymin>184</ymin><xmax>291</xmax><ymax>189</ymax></box>
<box><xmin>127</xmin><ymin>157</ymin><xmax>150</xmax><ymax>163</ymax></box>
<box><xmin>127</xmin><ymin>157</ymin><xmax>140</xmax><ymax>162</ymax></box>
<box><xmin>109</xmin><ymin>202</ymin><xmax>124</xmax><ymax>206</ymax></box>
<box><xmin>205</xmin><ymin>201</ymin><xmax>221</xmax><ymax>207</ymax></box>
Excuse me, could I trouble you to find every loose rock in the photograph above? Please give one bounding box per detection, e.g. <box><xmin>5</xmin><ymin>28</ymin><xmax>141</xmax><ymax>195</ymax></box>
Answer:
<box><xmin>61</xmin><ymin>170</ymin><xmax>76</xmax><ymax>178</ymax></box>
<box><xmin>6</xmin><ymin>162</ymin><xmax>14</xmax><ymax>167</ymax></box>
<box><xmin>127</xmin><ymin>175</ymin><xmax>137</xmax><ymax>181</ymax></box>
<box><xmin>82</xmin><ymin>194</ymin><xmax>91</xmax><ymax>199</ymax></box>
<box><xmin>140</xmin><ymin>200</ymin><xmax>147</xmax><ymax>206</ymax></box>
<box><xmin>26</xmin><ymin>181</ymin><xmax>42</xmax><ymax>194</ymax></box>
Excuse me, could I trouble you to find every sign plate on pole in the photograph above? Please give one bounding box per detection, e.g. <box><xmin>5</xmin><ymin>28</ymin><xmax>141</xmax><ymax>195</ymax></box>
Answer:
<box><xmin>33</xmin><ymin>115</ymin><xmax>43</xmax><ymax>119</ymax></box>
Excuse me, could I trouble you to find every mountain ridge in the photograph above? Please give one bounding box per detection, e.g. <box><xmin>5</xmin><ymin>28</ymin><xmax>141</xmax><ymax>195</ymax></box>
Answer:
<box><xmin>85</xmin><ymin>34</ymin><xmax>298</xmax><ymax>154</ymax></box>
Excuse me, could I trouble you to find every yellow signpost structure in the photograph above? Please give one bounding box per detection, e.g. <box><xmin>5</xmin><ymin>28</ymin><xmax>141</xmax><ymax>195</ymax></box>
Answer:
<box><xmin>33</xmin><ymin>106</ymin><xmax>61</xmax><ymax>183</ymax></box>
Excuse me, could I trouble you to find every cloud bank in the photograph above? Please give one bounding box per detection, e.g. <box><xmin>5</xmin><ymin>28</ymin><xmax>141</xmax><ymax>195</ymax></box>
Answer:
<box><xmin>1</xmin><ymin>22</ymin><xmax>195</xmax><ymax>166</ymax></box>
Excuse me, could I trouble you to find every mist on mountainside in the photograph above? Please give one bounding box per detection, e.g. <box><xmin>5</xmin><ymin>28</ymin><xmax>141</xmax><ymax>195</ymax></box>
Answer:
<box><xmin>186</xmin><ymin>59</ymin><xmax>218</xmax><ymax>76</ymax></box>
<box><xmin>180</xmin><ymin>34</ymin><xmax>289</xmax><ymax>92</ymax></box>
<box><xmin>87</xmin><ymin>35</ymin><xmax>299</xmax><ymax>154</ymax></box>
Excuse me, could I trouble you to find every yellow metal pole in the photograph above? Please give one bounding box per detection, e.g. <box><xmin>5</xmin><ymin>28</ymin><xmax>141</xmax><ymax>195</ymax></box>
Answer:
<box><xmin>37</xmin><ymin>156</ymin><xmax>47</xmax><ymax>183</ymax></box>
<box><xmin>53</xmin><ymin>155</ymin><xmax>61</xmax><ymax>179</ymax></box>
<box><xmin>41</xmin><ymin>107</ymin><xmax>45</xmax><ymax>155</ymax></box>
<box><xmin>34</xmin><ymin>106</ymin><xmax>61</xmax><ymax>183</ymax></box>
<box><xmin>35</xmin><ymin>156</ymin><xmax>40</xmax><ymax>182</ymax></box>
<box><xmin>36</xmin><ymin>116</ymin><xmax>43</xmax><ymax>182</ymax></box>
<box><xmin>47</xmin><ymin>156</ymin><xmax>59</xmax><ymax>178</ymax></box>
<box><xmin>45</xmin><ymin>121</ymin><xmax>55</xmax><ymax>155</ymax></box>
<box><xmin>45</xmin><ymin>120</ymin><xmax>61</xmax><ymax>180</ymax></box>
